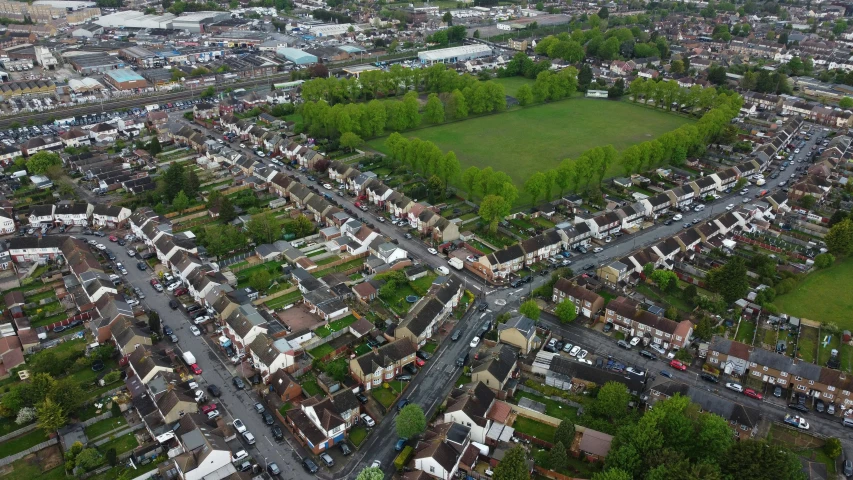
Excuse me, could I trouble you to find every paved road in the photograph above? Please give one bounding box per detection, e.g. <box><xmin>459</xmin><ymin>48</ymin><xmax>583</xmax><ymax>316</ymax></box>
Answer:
<box><xmin>102</xmin><ymin>241</ymin><xmax>317</xmax><ymax>480</ymax></box>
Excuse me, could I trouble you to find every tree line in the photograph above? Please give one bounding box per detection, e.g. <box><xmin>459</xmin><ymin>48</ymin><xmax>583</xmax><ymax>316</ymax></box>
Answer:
<box><xmin>384</xmin><ymin>133</ymin><xmax>461</xmax><ymax>190</ymax></box>
<box><xmin>300</xmin><ymin>63</ymin><xmax>494</xmax><ymax>105</ymax></box>
<box><xmin>627</xmin><ymin>77</ymin><xmax>735</xmax><ymax>114</ymax></box>
<box><xmin>301</xmin><ymin>81</ymin><xmax>506</xmax><ymax>142</ymax></box>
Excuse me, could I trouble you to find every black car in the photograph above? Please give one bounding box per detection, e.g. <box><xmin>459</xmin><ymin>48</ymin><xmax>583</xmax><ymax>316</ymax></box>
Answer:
<box><xmin>664</xmin><ymin>219</ymin><xmax>673</xmax><ymax>225</ymax></box>
<box><xmin>267</xmin><ymin>463</ymin><xmax>281</xmax><ymax>476</ymax></box>
<box><xmin>163</xmin><ymin>325</ymin><xmax>173</xmax><ymax>336</ymax></box>
<box><xmin>339</xmin><ymin>442</ymin><xmax>352</xmax><ymax>456</ymax></box>
<box><xmin>187</xmin><ymin>304</ymin><xmax>203</xmax><ymax>313</ymax></box>
<box><xmin>774</xmin><ymin>386</ymin><xmax>783</xmax><ymax>398</ymax></box>
<box><xmin>136</xmin><ymin>262</ymin><xmax>147</xmax><ymax>271</ymax></box>
<box><xmin>233</xmin><ymin>377</ymin><xmax>245</xmax><ymax>390</ymax></box>
<box><xmin>403</xmin><ymin>363</ymin><xmax>418</xmax><ymax>375</ymax></box>
<box><xmin>271</xmin><ymin>425</ymin><xmax>284</xmax><ymax>441</ymax></box>
<box><xmin>478</xmin><ymin>303</ymin><xmax>488</xmax><ymax>312</ymax></box>
<box><xmin>207</xmin><ymin>384</ymin><xmax>221</xmax><ymax>397</ymax></box>
<box><xmin>603</xmin><ymin>322</ymin><xmax>613</xmax><ymax>333</ymax></box>
<box><xmin>699</xmin><ymin>373</ymin><xmax>720</xmax><ymax>384</ymax></box>
<box><xmin>303</xmin><ymin>458</ymin><xmax>319</xmax><ymax>473</ymax></box>
<box><xmin>117</xmin><ymin>240</ymin><xmax>126</xmax><ymax>246</ymax></box>
<box><xmin>356</xmin><ymin>392</ymin><xmax>369</xmax><ymax>404</ymax></box>
<box><xmin>639</xmin><ymin>350</ymin><xmax>657</xmax><ymax>360</ymax></box>
<box><xmin>262</xmin><ymin>411</ymin><xmax>274</xmax><ymax>425</ymax></box>
<box><xmin>788</xmin><ymin>403</ymin><xmax>809</xmax><ymax>413</ymax></box>
<box><xmin>554</xmin><ymin>341</ymin><xmax>565</xmax><ymax>352</ymax></box>
<box><xmin>451</xmin><ymin>331</ymin><xmax>461</xmax><ymax>341</ymax></box>
<box><xmin>416</xmin><ymin>350</ymin><xmax>432</xmax><ymax>361</ymax></box>
<box><xmin>107</xmin><ymin>252</ymin><xmax>116</xmax><ymax>261</ymax></box>
<box><xmin>397</xmin><ymin>398</ymin><xmax>411</xmax><ymax>412</ymax></box>
<box><xmin>395</xmin><ymin>374</ymin><xmax>413</xmax><ymax>382</ymax></box>
<box><xmin>583</xmin><ymin>264</ymin><xmax>594</xmax><ymax>271</ymax></box>
<box><xmin>141</xmin><ymin>252</ymin><xmax>157</xmax><ymax>260</ymax></box>
<box><xmin>169</xmin><ymin>299</ymin><xmax>179</xmax><ymax>310</ymax></box>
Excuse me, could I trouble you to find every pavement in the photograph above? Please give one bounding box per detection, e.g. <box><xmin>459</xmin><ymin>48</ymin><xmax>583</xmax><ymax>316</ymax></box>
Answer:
<box><xmin>96</xmin><ymin>117</ymin><xmax>834</xmax><ymax>478</ymax></box>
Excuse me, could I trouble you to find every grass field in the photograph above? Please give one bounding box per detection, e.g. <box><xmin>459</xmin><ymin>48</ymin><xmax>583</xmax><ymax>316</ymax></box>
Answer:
<box><xmin>776</xmin><ymin>257</ymin><xmax>853</xmax><ymax>329</ymax></box>
<box><xmin>367</xmin><ymin>99</ymin><xmax>691</xmax><ymax>198</ymax></box>
<box><xmin>492</xmin><ymin>76</ymin><xmax>535</xmax><ymax>97</ymax></box>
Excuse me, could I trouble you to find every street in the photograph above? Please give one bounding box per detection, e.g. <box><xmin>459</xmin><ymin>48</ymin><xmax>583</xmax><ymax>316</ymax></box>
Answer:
<box><xmin>103</xmin><ymin>242</ymin><xmax>317</xmax><ymax>480</ymax></box>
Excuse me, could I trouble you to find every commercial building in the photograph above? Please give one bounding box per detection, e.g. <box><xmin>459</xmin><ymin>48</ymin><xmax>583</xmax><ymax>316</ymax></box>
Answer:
<box><xmin>67</xmin><ymin>53</ymin><xmax>125</xmax><ymax>74</ymax></box>
<box><xmin>417</xmin><ymin>44</ymin><xmax>492</xmax><ymax>65</ymax></box>
<box><xmin>276</xmin><ymin>47</ymin><xmax>317</xmax><ymax>65</ymax></box>
<box><xmin>96</xmin><ymin>11</ymin><xmax>177</xmax><ymax>29</ymax></box>
<box><xmin>171</xmin><ymin>11</ymin><xmax>231</xmax><ymax>33</ymax></box>
<box><xmin>103</xmin><ymin>69</ymin><xmax>149</xmax><ymax>91</ymax></box>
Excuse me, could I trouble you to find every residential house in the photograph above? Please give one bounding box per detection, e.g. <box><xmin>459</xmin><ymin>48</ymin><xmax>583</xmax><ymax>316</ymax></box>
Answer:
<box><xmin>604</xmin><ymin>296</ymin><xmax>693</xmax><ymax>349</ymax></box>
<box><xmin>649</xmin><ymin>381</ymin><xmax>761</xmax><ymax>438</ymax></box>
<box><xmin>444</xmin><ymin>382</ymin><xmax>495</xmax><ymax>444</ymax></box>
<box><xmin>349</xmin><ymin>339</ymin><xmax>416</xmax><ymax>390</ymax></box>
<box><xmin>248</xmin><ymin>332</ymin><xmax>297</xmax><ymax>380</ymax></box>
<box><xmin>285</xmin><ymin>395</ymin><xmax>347</xmax><ymax>454</ymax></box>
<box><xmin>552</xmin><ymin>278</ymin><xmax>605</xmax><ymax>319</ymax></box>
<box><xmin>474</xmin><ymin>244</ymin><xmax>525</xmax><ymax>282</ymax></box>
<box><xmin>270</xmin><ymin>369</ymin><xmax>302</xmax><ymax>403</ymax></box>
<box><xmin>597</xmin><ymin>260</ymin><xmax>631</xmax><ymax>287</ymax></box>
<box><xmin>92</xmin><ymin>204</ymin><xmax>131</xmax><ymax>228</ymax></box>
<box><xmin>496</xmin><ymin>315</ymin><xmax>540</xmax><ymax>355</ymax></box>
<box><xmin>520</xmin><ymin>231</ymin><xmax>562</xmax><ymax>266</ymax></box>
<box><xmin>127</xmin><ymin>346</ymin><xmax>174</xmax><ymax>385</ymax></box>
<box><xmin>471</xmin><ymin>345</ymin><xmax>517</xmax><ymax>391</ymax></box>
<box><xmin>53</xmin><ymin>202</ymin><xmax>92</xmax><ymax>226</ymax></box>
<box><xmin>414</xmin><ymin>423</ymin><xmax>472</xmax><ymax>480</ymax></box>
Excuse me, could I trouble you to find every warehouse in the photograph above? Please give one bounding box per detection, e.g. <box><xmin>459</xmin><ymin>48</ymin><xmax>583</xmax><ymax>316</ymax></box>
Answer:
<box><xmin>417</xmin><ymin>44</ymin><xmax>492</xmax><ymax>65</ymax></box>
<box><xmin>308</xmin><ymin>23</ymin><xmax>360</xmax><ymax>37</ymax></box>
<box><xmin>276</xmin><ymin>47</ymin><xmax>317</xmax><ymax>65</ymax></box>
<box><xmin>96</xmin><ymin>11</ymin><xmax>176</xmax><ymax>29</ymax></box>
<box><xmin>120</xmin><ymin>46</ymin><xmax>160</xmax><ymax>68</ymax></box>
<box><xmin>71</xmin><ymin>23</ymin><xmax>103</xmax><ymax>38</ymax></box>
<box><xmin>103</xmin><ymin>69</ymin><xmax>148</xmax><ymax>91</ymax></box>
<box><xmin>67</xmin><ymin>53</ymin><xmax>124</xmax><ymax>74</ymax></box>
<box><xmin>171</xmin><ymin>11</ymin><xmax>231</xmax><ymax>33</ymax></box>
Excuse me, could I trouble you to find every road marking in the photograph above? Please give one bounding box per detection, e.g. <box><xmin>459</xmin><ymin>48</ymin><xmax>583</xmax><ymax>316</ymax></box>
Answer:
<box><xmin>479</xmin><ymin>312</ymin><xmax>487</xmax><ymax>319</ymax></box>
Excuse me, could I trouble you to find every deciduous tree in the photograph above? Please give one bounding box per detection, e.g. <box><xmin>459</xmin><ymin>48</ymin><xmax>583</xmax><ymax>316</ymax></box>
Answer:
<box><xmin>424</xmin><ymin>93</ymin><xmax>445</xmax><ymax>123</ymax></box>
<box><xmin>826</xmin><ymin>219</ymin><xmax>853</xmax><ymax>256</ymax></box>
<box><xmin>36</xmin><ymin>397</ymin><xmax>66</xmax><ymax>433</ymax></box>
<box><xmin>25</xmin><ymin>151</ymin><xmax>62</xmax><ymax>175</ymax></box>
<box><xmin>519</xmin><ymin>299</ymin><xmax>540</xmax><ymax>321</ymax></box>
<box><xmin>555</xmin><ymin>299</ymin><xmax>577</xmax><ymax>324</ymax></box>
<box><xmin>479</xmin><ymin>195</ymin><xmax>511</xmax><ymax>233</ymax></box>
<box><xmin>493</xmin><ymin>445</ymin><xmax>529</xmax><ymax>480</ymax></box>
<box><xmin>396</xmin><ymin>404</ymin><xmax>426</xmax><ymax>439</ymax></box>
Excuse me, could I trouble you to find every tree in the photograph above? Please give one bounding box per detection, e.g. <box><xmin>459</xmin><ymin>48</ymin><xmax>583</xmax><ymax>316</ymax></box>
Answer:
<box><xmin>814</xmin><ymin>253</ymin><xmax>835</xmax><ymax>269</ymax></box>
<box><xmin>473</xmin><ymin>30</ymin><xmax>480</xmax><ymax>39</ymax></box>
<box><xmin>339</xmin><ymin>132</ymin><xmax>363</xmax><ymax>152</ymax></box>
<box><xmin>550</xmin><ymin>441</ymin><xmax>568</xmax><ymax>471</ymax></box>
<box><xmin>442</xmin><ymin>11</ymin><xmax>452</xmax><ymax>25</ymax></box>
<box><xmin>462</xmin><ymin>166</ymin><xmax>480</xmax><ymax>200</ymax></box>
<box><xmin>524</xmin><ymin>171</ymin><xmax>548</xmax><ymax>206</ymax></box>
<box><xmin>479</xmin><ymin>195</ymin><xmax>512</xmax><ymax>233</ymax></box>
<box><xmin>218</xmin><ymin>196</ymin><xmax>236</xmax><ymax>223</ymax></box>
<box><xmin>519</xmin><ymin>299</ymin><xmax>540</xmax><ymax>321</ymax></box>
<box><xmin>841</xmin><ymin>97</ymin><xmax>853</xmax><ymax>109</ymax></box>
<box><xmin>324</xmin><ymin>359</ymin><xmax>349</xmax><ymax>382</ymax></box>
<box><xmin>554</xmin><ymin>420</ymin><xmax>575</xmax><ymax>446</ymax></box>
<box><xmin>15</xmin><ymin>406</ymin><xmax>35</xmax><ymax>425</ymax></box>
<box><xmin>172</xmin><ymin>190</ymin><xmax>190</xmax><ymax>214</ymax></box>
<box><xmin>36</xmin><ymin>397</ymin><xmax>66</xmax><ymax>433</ymax></box>
<box><xmin>249</xmin><ymin>269</ymin><xmax>271</xmax><ymax>292</ymax></box>
<box><xmin>675</xmin><ymin>348</ymin><xmax>693</xmax><ymax>363</ymax></box>
<box><xmin>148</xmin><ymin>310</ymin><xmax>161</xmax><ymax>336</ymax></box>
<box><xmin>516</xmin><ymin>84</ymin><xmax>533</xmax><ymax>106</ymax></box>
<box><xmin>649</xmin><ymin>269</ymin><xmax>678</xmax><ymax>292</ymax></box>
<box><xmin>396</xmin><ymin>404</ymin><xmax>426</xmax><ymax>439</ymax></box>
<box><xmin>162</xmin><ymin>162</ymin><xmax>186</xmax><ymax>202</ymax></box>
<box><xmin>286</xmin><ymin>215</ymin><xmax>315</xmax><ymax>238</ymax></box>
<box><xmin>493</xmin><ymin>444</ymin><xmax>529</xmax><ymax>480</ymax></box>
<box><xmin>723</xmin><ymin>439</ymin><xmax>807</xmax><ymax>480</ymax></box>
<box><xmin>147</xmin><ymin>137</ymin><xmax>162</xmax><ymax>156</ymax></box>
<box><xmin>591</xmin><ymin>382</ymin><xmax>630</xmax><ymax>421</ymax></box>
<box><xmin>694</xmin><ymin>316</ymin><xmax>713</xmax><ymax>340</ymax></box>
<box><xmin>106</xmin><ymin>448</ymin><xmax>118</xmax><ymax>467</ymax></box>
<box><xmin>246</xmin><ymin>212</ymin><xmax>282</xmax><ymax>244</ymax></box>
<box><xmin>424</xmin><ymin>93</ymin><xmax>445</xmax><ymax>123</ymax></box>
<box><xmin>356</xmin><ymin>467</ymin><xmax>385</xmax><ymax>480</ymax></box>
<box><xmin>555</xmin><ymin>299</ymin><xmax>578</xmax><ymax>324</ymax></box>
<box><xmin>706</xmin><ymin>256</ymin><xmax>749</xmax><ymax>303</ymax></box>
<box><xmin>825</xmin><ymin>219</ymin><xmax>853</xmax><ymax>256</ymax></box>
<box><xmin>75</xmin><ymin>448</ymin><xmax>104</xmax><ymax>471</ymax></box>
<box><xmin>798</xmin><ymin>194</ymin><xmax>816</xmax><ymax>210</ymax></box>
<box><xmin>824</xmin><ymin>437</ymin><xmax>842</xmax><ymax>459</ymax></box>
<box><xmin>25</xmin><ymin>151</ymin><xmax>62</xmax><ymax>175</ymax></box>
<box><xmin>591</xmin><ymin>470</ymin><xmax>632</xmax><ymax>480</ymax></box>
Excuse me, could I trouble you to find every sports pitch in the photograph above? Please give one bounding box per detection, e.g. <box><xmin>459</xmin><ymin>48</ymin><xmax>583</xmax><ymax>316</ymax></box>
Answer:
<box><xmin>368</xmin><ymin>98</ymin><xmax>692</xmax><ymax>189</ymax></box>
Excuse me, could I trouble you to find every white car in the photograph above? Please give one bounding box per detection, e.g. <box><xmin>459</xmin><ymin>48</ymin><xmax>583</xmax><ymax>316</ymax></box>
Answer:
<box><xmin>470</xmin><ymin>337</ymin><xmax>481</xmax><ymax>348</ymax></box>
<box><xmin>323</xmin><ymin>183</ymin><xmax>332</xmax><ymax>189</ymax></box>
<box><xmin>360</xmin><ymin>413</ymin><xmax>375</xmax><ymax>427</ymax></box>
<box><xmin>725</xmin><ymin>382</ymin><xmax>743</xmax><ymax>393</ymax></box>
<box><xmin>96</xmin><ymin>243</ymin><xmax>106</xmax><ymax>250</ymax></box>
<box><xmin>569</xmin><ymin>346</ymin><xmax>581</xmax><ymax>357</ymax></box>
<box><xmin>167</xmin><ymin>282</ymin><xmax>181</xmax><ymax>292</ymax></box>
<box><xmin>126</xmin><ymin>298</ymin><xmax>140</xmax><ymax>307</ymax></box>
<box><xmin>239</xmin><ymin>144</ymin><xmax>245</xmax><ymax>148</ymax></box>
<box><xmin>193</xmin><ymin>316</ymin><xmax>210</xmax><ymax>325</ymax></box>
<box><xmin>726</xmin><ymin>204</ymin><xmax>735</xmax><ymax>211</ymax></box>
<box><xmin>604</xmin><ymin>236</ymin><xmax>612</xmax><ymax>243</ymax></box>
<box><xmin>436</xmin><ymin>266</ymin><xmax>450</xmax><ymax>275</ymax></box>
<box><xmin>233</xmin><ymin>419</ymin><xmax>246</xmax><ymax>433</ymax></box>
<box><xmin>626</xmin><ymin>367</ymin><xmax>645</xmax><ymax>377</ymax></box>
<box><xmin>232</xmin><ymin>450</ymin><xmax>249</xmax><ymax>463</ymax></box>
<box><xmin>427</xmin><ymin>248</ymin><xmax>438</xmax><ymax>255</ymax></box>
<box><xmin>629</xmin><ymin>336</ymin><xmax>642</xmax><ymax>347</ymax></box>
<box><xmin>190</xmin><ymin>325</ymin><xmax>201</xmax><ymax>336</ymax></box>
<box><xmin>371</xmin><ymin>460</ymin><xmax>381</xmax><ymax>469</ymax></box>
<box><xmin>593</xmin><ymin>247</ymin><xmax>604</xmax><ymax>253</ymax></box>
<box><xmin>672</xmin><ymin>214</ymin><xmax>682</xmax><ymax>221</ymax></box>
<box><xmin>562</xmin><ymin>343</ymin><xmax>573</xmax><ymax>353</ymax></box>
<box><xmin>466</xmin><ymin>255</ymin><xmax>477</xmax><ymax>263</ymax></box>
<box><xmin>649</xmin><ymin>343</ymin><xmax>666</xmax><ymax>355</ymax></box>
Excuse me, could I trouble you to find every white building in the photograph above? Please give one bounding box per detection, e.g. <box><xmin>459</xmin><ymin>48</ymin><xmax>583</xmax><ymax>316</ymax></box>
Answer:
<box><xmin>418</xmin><ymin>44</ymin><xmax>492</xmax><ymax>65</ymax></box>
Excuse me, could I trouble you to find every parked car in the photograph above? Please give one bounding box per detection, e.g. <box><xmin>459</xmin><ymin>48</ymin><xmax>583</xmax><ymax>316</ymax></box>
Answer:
<box><xmin>360</xmin><ymin>413</ymin><xmax>375</xmax><ymax>427</ymax></box>
<box><xmin>356</xmin><ymin>392</ymin><xmax>369</xmax><ymax>404</ymax></box>
<box><xmin>233</xmin><ymin>419</ymin><xmax>247</xmax><ymax>433</ymax></box>
<box><xmin>207</xmin><ymin>384</ymin><xmax>221</xmax><ymax>397</ymax></box>
<box><xmin>668</xmin><ymin>359</ymin><xmax>687</xmax><ymax>371</ymax></box>
<box><xmin>233</xmin><ymin>377</ymin><xmax>245</xmax><ymax>389</ymax></box>
<box><xmin>617</xmin><ymin>340</ymin><xmax>631</xmax><ymax>350</ymax></box>
<box><xmin>744</xmin><ymin>388</ymin><xmax>763</xmax><ymax>400</ymax></box>
<box><xmin>303</xmin><ymin>458</ymin><xmax>319</xmax><ymax>473</ymax></box>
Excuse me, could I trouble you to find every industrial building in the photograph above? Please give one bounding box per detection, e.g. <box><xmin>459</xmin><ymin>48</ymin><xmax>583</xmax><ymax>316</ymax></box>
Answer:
<box><xmin>307</xmin><ymin>23</ymin><xmax>360</xmax><ymax>37</ymax></box>
<box><xmin>103</xmin><ymin>69</ymin><xmax>148</xmax><ymax>91</ymax></box>
<box><xmin>171</xmin><ymin>11</ymin><xmax>231</xmax><ymax>33</ymax></box>
<box><xmin>120</xmin><ymin>46</ymin><xmax>159</xmax><ymax>68</ymax></box>
<box><xmin>71</xmin><ymin>23</ymin><xmax>104</xmax><ymax>39</ymax></box>
<box><xmin>67</xmin><ymin>53</ymin><xmax>125</xmax><ymax>74</ymax></box>
<box><xmin>95</xmin><ymin>11</ymin><xmax>176</xmax><ymax>29</ymax></box>
<box><xmin>276</xmin><ymin>48</ymin><xmax>317</xmax><ymax>65</ymax></box>
<box><xmin>417</xmin><ymin>44</ymin><xmax>492</xmax><ymax>65</ymax></box>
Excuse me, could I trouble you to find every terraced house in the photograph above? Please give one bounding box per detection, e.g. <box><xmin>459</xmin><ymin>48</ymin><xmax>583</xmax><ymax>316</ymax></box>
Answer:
<box><xmin>604</xmin><ymin>296</ymin><xmax>693</xmax><ymax>349</ymax></box>
<box><xmin>707</xmin><ymin>337</ymin><xmax>853</xmax><ymax>409</ymax></box>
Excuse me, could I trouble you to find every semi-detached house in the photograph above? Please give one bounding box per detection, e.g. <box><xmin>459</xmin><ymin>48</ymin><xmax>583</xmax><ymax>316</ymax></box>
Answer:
<box><xmin>474</xmin><ymin>244</ymin><xmax>524</xmax><ymax>281</ymax></box>
<box><xmin>443</xmin><ymin>382</ymin><xmax>495</xmax><ymax>444</ymax></box>
<box><xmin>349</xmin><ymin>339</ymin><xmax>416</xmax><ymax>390</ymax></box>
<box><xmin>552</xmin><ymin>278</ymin><xmax>605</xmax><ymax>319</ymax></box>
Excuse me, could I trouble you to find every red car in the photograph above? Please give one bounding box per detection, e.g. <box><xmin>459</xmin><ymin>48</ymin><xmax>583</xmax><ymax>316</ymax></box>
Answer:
<box><xmin>150</xmin><ymin>279</ymin><xmax>160</xmax><ymax>287</ymax></box>
<box><xmin>744</xmin><ymin>388</ymin><xmax>763</xmax><ymax>400</ymax></box>
<box><xmin>175</xmin><ymin>287</ymin><xmax>188</xmax><ymax>296</ymax></box>
<box><xmin>669</xmin><ymin>359</ymin><xmax>688</xmax><ymax>371</ymax></box>
<box><xmin>190</xmin><ymin>363</ymin><xmax>202</xmax><ymax>375</ymax></box>
<box><xmin>415</xmin><ymin>357</ymin><xmax>425</xmax><ymax>367</ymax></box>
<box><xmin>200</xmin><ymin>403</ymin><xmax>217</xmax><ymax>413</ymax></box>
<box><xmin>108</xmin><ymin>235</ymin><xmax>118</xmax><ymax>242</ymax></box>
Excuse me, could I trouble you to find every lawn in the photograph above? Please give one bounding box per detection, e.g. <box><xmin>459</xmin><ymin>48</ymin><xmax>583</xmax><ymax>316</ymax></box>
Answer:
<box><xmin>315</xmin><ymin>315</ymin><xmax>358</xmax><ymax>338</ymax></box>
<box><xmin>308</xmin><ymin>343</ymin><xmax>335</xmax><ymax>359</ymax></box>
<box><xmin>776</xmin><ymin>257</ymin><xmax>853</xmax><ymax>329</ymax></box>
<box><xmin>300</xmin><ymin>375</ymin><xmax>323</xmax><ymax>397</ymax></box>
<box><xmin>817</xmin><ymin>331</ymin><xmax>841</xmax><ymax>368</ymax></box>
<box><xmin>263</xmin><ymin>290</ymin><xmax>303</xmax><ymax>309</ymax></box>
<box><xmin>467</xmin><ymin>240</ymin><xmax>494</xmax><ymax>255</ymax></box>
<box><xmin>368</xmin><ymin>99</ymin><xmax>691</xmax><ymax>202</ymax></box>
<box><xmin>1</xmin><ymin>457</ymin><xmax>67</xmax><ymax>480</ymax></box>
<box><xmin>493</xmin><ymin>76</ymin><xmax>535</xmax><ymax>97</ymax></box>
<box><xmin>512</xmin><ymin>416</ymin><xmax>557</xmax><ymax>443</ymax></box>
<box><xmin>84</xmin><ymin>415</ymin><xmax>127</xmax><ymax>440</ymax></box>
<box><xmin>798</xmin><ymin>326</ymin><xmax>819</xmax><ymax>364</ymax></box>
<box><xmin>513</xmin><ymin>390</ymin><xmax>578</xmax><ymax>422</ymax></box>
<box><xmin>0</xmin><ymin>428</ymin><xmax>48</xmax><ymax>457</ymax></box>
<box><xmin>734</xmin><ymin>320</ymin><xmax>757</xmax><ymax>344</ymax></box>
<box><xmin>97</xmin><ymin>432</ymin><xmax>138</xmax><ymax>455</ymax></box>
<box><xmin>371</xmin><ymin>387</ymin><xmax>398</xmax><ymax>409</ymax></box>
<box><xmin>532</xmin><ymin>448</ymin><xmax>603</xmax><ymax>478</ymax></box>
<box><xmin>421</xmin><ymin>342</ymin><xmax>438</xmax><ymax>354</ymax></box>
<box><xmin>349</xmin><ymin>426</ymin><xmax>368</xmax><ymax>447</ymax></box>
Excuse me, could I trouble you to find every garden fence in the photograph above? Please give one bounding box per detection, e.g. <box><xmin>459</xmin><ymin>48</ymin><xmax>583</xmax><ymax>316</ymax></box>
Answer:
<box><xmin>0</xmin><ymin>423</ymin><xmax>38</xmax><ymax>444</ymax></box>
<box><xmin>0</xmin><ymin>438</ymin><xmax>58</xmax><ymax>467</ymax></box>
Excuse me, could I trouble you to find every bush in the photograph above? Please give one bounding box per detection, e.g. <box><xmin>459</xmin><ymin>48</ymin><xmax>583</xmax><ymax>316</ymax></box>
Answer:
<box><xmin>393</xmin><ymin>445</ymin><xmax>413</xmax><ymax>471</ymax></box>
